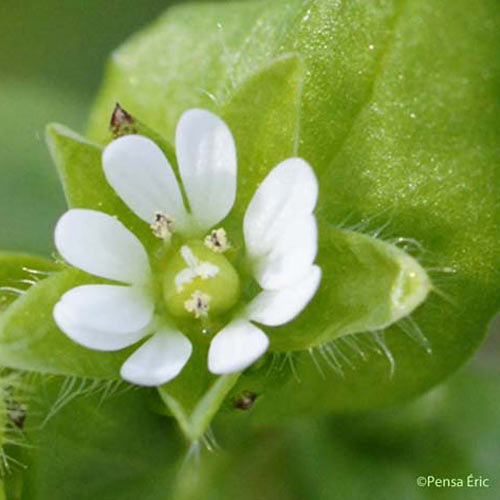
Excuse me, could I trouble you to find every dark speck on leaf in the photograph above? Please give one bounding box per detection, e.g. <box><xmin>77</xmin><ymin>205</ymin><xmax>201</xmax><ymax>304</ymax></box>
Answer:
<box><xmin>233</xmin><ymin>391</ymin><xmax>258</xmax><ymax>411</ymax></box>
<box><xmin>8</xmin><ymin>401</ymin><xmax>26</xmax><ymax>429</ymax></box>
<box><xmin>110</xmin><ymin>102</ymin><xmax>136</xmax><ymax>137</ymax></box>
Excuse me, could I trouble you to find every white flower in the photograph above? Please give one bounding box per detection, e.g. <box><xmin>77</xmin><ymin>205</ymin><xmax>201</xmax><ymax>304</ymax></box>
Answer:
<box><xmin>53</xmin><ymin>109</ymin><xmax>321</xmax><ymax>386</ymax></box>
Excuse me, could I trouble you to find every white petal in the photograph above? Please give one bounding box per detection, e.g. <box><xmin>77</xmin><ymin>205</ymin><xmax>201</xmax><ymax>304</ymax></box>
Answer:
<box><xmin>102</xmin><ymin>135</ymin><xmax>188</xmax><ymax>229</ymax></box>
<box><xmin>53</xmin><ymin>301</ymin><xmax>146</xmax><ymax>351</ymax></box>
<box><xmin>56</xmin><ymin>284</ymin><xmax>154</xmax><ymax>334</ymax></box>
<box><xmin>55</xmin><ymin>209</ymin><xmax>151</xmax><ymax>285</ymax></box>
<box><xmin>246</xmin><ymin>266</ymin><xmax>322</xmax><ymax>326</ymax></box>
<box><xmin>208</xmin><ymin>319</ymin><xmax>269</xmax><ymax>375</ymax></box>
<box><xmin>254</xmin><ymin>214</ymin><xmax>318</xmax><ymax>290</ymax></box>
<box><xmin>176</xmin><ymin>109</ymin><xmax>237</xmax><ymax>231</ymax></box>
<box><xmin>120</xmin><ymin>329</ymin><xmax>192</xmax><ymax>386</ymax></box>
<box><xmin>244</xmin><ymin>158</ymin><xmax>318</xmax><ymax>258</ymax></box>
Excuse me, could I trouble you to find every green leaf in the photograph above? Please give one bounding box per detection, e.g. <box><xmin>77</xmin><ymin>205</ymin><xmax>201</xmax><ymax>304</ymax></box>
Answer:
<box><xmin>220</xmin><ymin>54</ymin><xmax>304</xmax><ymax>228</ymax></box>
<box><xmin>267</xmin><ymin>225</ymin><xmax>430</xmax><ymax>351</ymax></box>
<box><xmin>19</xmin><ymin>377</ymin><xmax>183</xmax><ymax>500</ymax></box>
<box><xmin>16</xmin><ymin>365</ymin><xmax>500</xmax><ymax>499</ymax></box>
<box><xmin>159</xmin><ymin>370</ymin><xmax>240</xmax><ymax>442</ymax></box>
<box><xmin>46</xmin><ymin>124</ymin><xmax>156</xmax><ymax>250</ymax></box>
<box><xmin>147</xmin><ymin>340</ymin><xmax>241</xmax><ymax>442</ymax></box>
<box><xmin>0</xmin><ymin>252</ymin><xmax>59</xmax><ymax>313</ymax></box>
<box><xmin>204</xmin><ymin>367</ymin><xmax>500</xmax><ymax>500</ymax></box>
<box><xmin>87</xmin><ymin>0</ymin><xmax>400</xmax><ymax>165</ymax></box>
<box><xmin>84</xmin><ymin>0</ymin><xmax>499</xmax><ymax>412</ymax></box>
<box><xmin>0</xmin><ymin>269</ymin><xmax>128</xmax><ymax>379</ymax></box>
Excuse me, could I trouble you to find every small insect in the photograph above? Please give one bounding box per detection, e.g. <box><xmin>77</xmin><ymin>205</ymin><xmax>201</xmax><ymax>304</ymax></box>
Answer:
<box><xmin>233</xmin><ymin>391</ymin><xmax>258</xmax><ymax>411</ymax></box>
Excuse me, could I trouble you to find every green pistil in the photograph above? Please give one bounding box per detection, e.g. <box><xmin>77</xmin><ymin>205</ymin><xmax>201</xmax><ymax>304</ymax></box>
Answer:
<box><xmin>163</xmin><ymin>240</ymin><xmax>240</xmax><ymax>319</ymax></box>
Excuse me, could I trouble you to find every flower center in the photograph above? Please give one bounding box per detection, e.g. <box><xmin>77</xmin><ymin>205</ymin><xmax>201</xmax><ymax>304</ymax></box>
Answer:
<box><xmin>162</xmin><ymin>241</ymin><xmax>240</xmax><ymax>319</ymax></box>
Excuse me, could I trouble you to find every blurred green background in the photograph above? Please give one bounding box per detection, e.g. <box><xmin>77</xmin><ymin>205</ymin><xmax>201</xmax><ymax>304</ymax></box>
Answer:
<box><xmin>0</xmin><ymin>0</ymin><xmax>172</xmax><ymax>255</ymax></box>
<box><xmin>0</xmin><ymin>1</ymin><xmax>498</xmax><ymax>499</ymax></box>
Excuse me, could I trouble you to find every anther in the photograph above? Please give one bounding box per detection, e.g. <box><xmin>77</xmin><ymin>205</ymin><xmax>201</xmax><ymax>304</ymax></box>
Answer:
<box><xmin>151</xmin><ymin>212</ymin><xmax>175</xmax><ymax>239</ymax></box>
<box><xmin>204</xmin><ymin>228</ymin><xmax>229</xmax><ymax>253</ymax></box>
<box><xmin>184</xmin><ymin>290</ymin><xmax>211</xmax><ymax>318</ymax></box>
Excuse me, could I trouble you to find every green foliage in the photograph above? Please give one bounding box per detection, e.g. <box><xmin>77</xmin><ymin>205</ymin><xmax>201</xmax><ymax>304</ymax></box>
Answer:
<box><xmin>0</xmin><ymin>383</ymin><xmax>6</xmax><ymax>470</ymax></box>
<box><xmin>0</xmin><ymin>0</ymin><xmax>498</xmax><ymax>437</ymax></box>
<box><xmin>0</xmin><ymin>0</ymin><xmax>498</xmax><ymax>496</ymax></box>
<box><xmin>159</xmin><ymin>371</ymin><xmax>240</xmax><ymax>442</ymax></box>
<box><xmin>19</xmin><ymin>377</ymin><xmax>183</xmax><ymax>500</ymax></box>
<box><xmin>0</xmin><ymin>104</ymin><xmax>430</xmax><ymax>439</ymax></box>
<box><xmin>45</xmin><ymin>125</ymin><xmax>156</xmax><ymax>251</ymax></box>
<box><xmin>0</xmin><ymin>0</ymin><xmax>173</xmax><ymax>255</ymax></box>
<box><xmin>209</xmin><ymin>367</ymin><xmax>500</xmax><ymax>500</ymax></box>
<box><xmin>0</xmin><ymin>268</ymin><xmax>131</xmax><ymax>379</ymax></box>
<box><xmin>85</xmin><ymin>0</ymin><xmax>498</xmax><ymax>414</ymax></box>
<box><xmin>11</xmin><ymin>365</ymin><xmax>500</xmax><ymax>500</ymax></box>
<box><xmin>268</xmin><ymin>225</ymin><xmax>430</xmax><ymax>351</ymax></box>
<box><xmin>0</xmin><ymin>252</ymin><xmax>59</xmax><ymax>312</ymax></box>
<box><xmin>0</xmin><ymin>0</ymin><xmax>170</xmax><ymax>96</ymax></box>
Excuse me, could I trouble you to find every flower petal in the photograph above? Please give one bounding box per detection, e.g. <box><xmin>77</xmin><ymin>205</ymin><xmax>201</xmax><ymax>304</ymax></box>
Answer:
<box><xmin>120</xmin><ymin>329</ymin><xmax>192</xmax><ymax>386</ymax></box>
<box><xmin>254</xmin><ymin>214</ymin><xmax>318</xmax><ymax>290</ymax></box>
<box><xmin>244</xmin><ymin>158</ymin><xmax>318</xmax><ymax>258</ymax></box>
<box><xmin>208</xmin><ymin>319</ymin><xmax>269</xmax><ymax>375</ymax></box>
<box><xmin>55</xmin><ymin>209</ymin><xmax>151</xmax><ymax>285</ymax></box>
<box><xmin>56</xmin><ymin>284</ymin><xmax>154</xmax><ymax>334</ymax></box>
<box><xmin>176</xmin><ymin>109</ymin><xmax>237</xmax><ymax>231</ymax></box>
<box><xmin>53</xmin><ymin>301</ymin><xmax>146</xmax><ymax>351</ymax></box>
<box><xmin>102</xmin><ymin>135</ymin><xmax>188</xmax><ymax>229</ymax></box>
<box><xmin>246</xmin><ymin>265</ymin><xmax>322</xmax><ymax>326</ymax></box>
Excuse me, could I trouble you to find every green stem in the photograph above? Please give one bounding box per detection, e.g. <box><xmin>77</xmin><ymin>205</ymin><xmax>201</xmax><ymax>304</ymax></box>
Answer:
<box><xmin>158</xmin><ymin>373</ymin><xmax>240</xmax><ymax>442</ymax></box>
<box><xmin>0</xmin><ymin>479</ymin><xmax>6</xmax><ymax>500</ymax></box>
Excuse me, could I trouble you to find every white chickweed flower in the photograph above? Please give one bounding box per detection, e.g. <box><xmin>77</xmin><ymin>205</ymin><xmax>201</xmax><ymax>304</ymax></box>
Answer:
<box><xmin>53</xmin><ymin>109</ymin><xmax>321</xmax><ymax>386</ymax></box>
